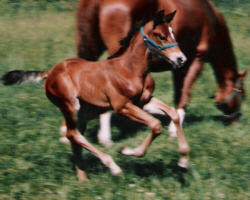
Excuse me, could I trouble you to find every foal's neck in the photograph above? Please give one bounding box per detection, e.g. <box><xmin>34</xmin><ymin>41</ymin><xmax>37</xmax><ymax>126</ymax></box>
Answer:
<box><xmin>121</xmin><ymin>32</ymin><xmax>149</xmax><ymax>78</ymax></box>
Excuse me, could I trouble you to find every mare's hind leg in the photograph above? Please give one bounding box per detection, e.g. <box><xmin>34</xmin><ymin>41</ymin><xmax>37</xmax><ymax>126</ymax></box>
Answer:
<box><xmin>143</xmin><ymin>97</ymin><xmax>190</xmax><ymax>168</ymax></box>
<box><xmin>96</xmin><ymin>7</ymin><xmax>132</xmax><ymax>148</ymax></box>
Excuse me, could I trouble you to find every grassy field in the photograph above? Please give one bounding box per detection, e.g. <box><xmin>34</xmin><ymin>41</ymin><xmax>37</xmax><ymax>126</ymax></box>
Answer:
<box><xmin>0</xmin><ymin>0</ymin><xmax>249</xmax><ymax>199</ymax></box>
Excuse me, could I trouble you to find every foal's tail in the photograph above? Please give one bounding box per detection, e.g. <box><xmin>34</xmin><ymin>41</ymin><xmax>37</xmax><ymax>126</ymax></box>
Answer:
<box><xmin>1</xmin><ymin>70</ymin><xmax>48</xmax><ymax>85</ymax></box>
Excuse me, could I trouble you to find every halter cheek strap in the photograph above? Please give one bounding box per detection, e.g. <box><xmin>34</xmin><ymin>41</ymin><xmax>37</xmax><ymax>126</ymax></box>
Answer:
<box><xmin>140</xmin><ymin>27</ymin><xmax>178</xmax><ymax>58</ymax></box>
<box><xmin>216</xmin><ymin>79</ymin><xmax>243</xmax><ymax>121</ymax></box>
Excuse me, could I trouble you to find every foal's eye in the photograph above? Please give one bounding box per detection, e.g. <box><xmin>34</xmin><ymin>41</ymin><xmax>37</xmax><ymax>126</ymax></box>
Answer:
<box><xmin>159</xmin><ymin>35</ymin><xmax>167</xmax><ymax>41</ymax></box>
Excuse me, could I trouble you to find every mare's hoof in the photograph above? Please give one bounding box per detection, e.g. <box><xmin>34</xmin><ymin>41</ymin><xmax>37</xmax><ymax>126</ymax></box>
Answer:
<box><xmin>99</xmin><ymin>140</ymin><xmax>113</xmax><ymax>148</ymax></box>
<box><xmin>168</xmin><ymin>123</ymin><xmax>177</xmax><ymax>137</ymax></box>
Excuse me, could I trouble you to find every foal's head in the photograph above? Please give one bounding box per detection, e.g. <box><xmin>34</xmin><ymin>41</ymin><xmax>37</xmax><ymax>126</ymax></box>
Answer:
<box><xmin>142</xmin><ymin>10</ymin><xmax>187</xmax><ymax>68</ymax></box>
<box><xmin>109</xmin><ymin>10</ymin><xmax>186</xmax><ymax>69</ymax></box>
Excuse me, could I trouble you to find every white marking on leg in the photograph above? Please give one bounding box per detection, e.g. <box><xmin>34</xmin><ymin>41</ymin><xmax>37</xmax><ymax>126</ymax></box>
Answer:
<box><xmin>168</xmin><ymin>108</ymin><xmax>185</xmax><ymax>137</ymax></box>
<box><xmin>97</xmin><ymin>112</ymin><xmax>113</xmax><ymax>147</ymax></box>
<box><xmin>59</xmin><ymin>125</ymin><xmax>70</xmax><ymax>144</ymax></box>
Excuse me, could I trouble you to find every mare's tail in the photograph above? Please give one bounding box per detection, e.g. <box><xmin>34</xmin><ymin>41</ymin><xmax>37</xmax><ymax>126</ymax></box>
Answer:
<box><xmin>1</xmin><ymin>70</ymin><xmax>48</xmax><ymax>85</ymax></box>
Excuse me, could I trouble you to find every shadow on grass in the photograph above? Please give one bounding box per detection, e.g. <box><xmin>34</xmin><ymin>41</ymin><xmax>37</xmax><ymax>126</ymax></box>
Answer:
<box><xmin>185</xmin><ymin>113</ymin><xmax>231</xmax><ymax>125</ymax></box>
<box><xmin>70</xmin><ymin>153</ymin><xmax>188</xmax><ymax>185</ymax></box>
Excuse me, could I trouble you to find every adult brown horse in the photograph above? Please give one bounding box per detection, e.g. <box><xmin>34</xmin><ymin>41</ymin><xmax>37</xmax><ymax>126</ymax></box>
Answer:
<box><xmin>2</xmin><ymin>11</ymin><xmax>189</xmax><ymax>181</ymax></box>
<box><xmin>75</xmin><ymin>0</ymin><xmax>247</xmax><ymax>147</ymax></box>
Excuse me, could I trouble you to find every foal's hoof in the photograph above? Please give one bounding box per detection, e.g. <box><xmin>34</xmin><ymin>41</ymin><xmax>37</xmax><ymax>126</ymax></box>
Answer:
<box><xmin>76</xmin><ymin>167</ymin><xmax>89</xmax><ymax>182</ymax></box>
<box><xmin>120</xmin><ymin>147</ymin><xmax>135</xmax><ymax>156</ymax></box>
<box><xmin>178</xmin><ymin>157</ymin><xmax>189</xmax><ymax>169</ymax></box>
<box><xmin>120</xmin><ymin>147</ymin><xmax>143</xmax><ymax>157</ymax></box>
<box><xmin>112</xmin><ymin>167</ymin><xmax>123</xmax><ymax>176</ymax></box>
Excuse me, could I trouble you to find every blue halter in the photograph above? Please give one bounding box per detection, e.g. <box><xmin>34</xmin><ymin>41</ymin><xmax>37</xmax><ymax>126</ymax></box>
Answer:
<box><xmin>140</xmin><ymin>27</ymin><xmax>178</xmax><ymax>57</ymax></box>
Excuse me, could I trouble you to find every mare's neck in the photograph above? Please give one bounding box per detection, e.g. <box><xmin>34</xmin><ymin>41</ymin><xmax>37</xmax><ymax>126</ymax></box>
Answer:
<box><xmin>214</xmin><ymin>53</ymin><xmax>238</xmax><ymax>99</ymax></box>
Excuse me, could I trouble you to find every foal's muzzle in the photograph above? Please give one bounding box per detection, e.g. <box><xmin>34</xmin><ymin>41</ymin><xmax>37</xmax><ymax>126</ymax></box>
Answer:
<box><xmin>168</xmin><ymin>53</ymin><xmax>187</xmax><ymax>69</ymax></box>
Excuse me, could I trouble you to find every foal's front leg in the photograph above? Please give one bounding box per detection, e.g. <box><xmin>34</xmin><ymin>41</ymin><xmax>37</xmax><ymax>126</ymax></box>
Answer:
<box><xmin>115</xmin><ymin>102</ymin><xmax>162</xmax><ymax>157</ymax></box>
<box><xmin>143</xmin><ymin>97</ymin><xmax>190</xmax><ymax>168</ymax></box>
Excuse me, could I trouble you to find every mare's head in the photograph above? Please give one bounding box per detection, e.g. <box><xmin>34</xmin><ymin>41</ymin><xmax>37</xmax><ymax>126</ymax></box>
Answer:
<box><xmin>215</xmin><ymin>70</ymin><xmax>247</xmax><ymax>123</ymax></box>
<box><xmin>141</xmin><ymin>10</ymin><xmax>186</xmax><ymax>68</ymax></box>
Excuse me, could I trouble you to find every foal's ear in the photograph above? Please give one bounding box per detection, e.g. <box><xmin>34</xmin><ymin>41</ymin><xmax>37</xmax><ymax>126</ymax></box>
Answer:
<box><xmin>153</xmin><ymin>10</ymin><xmax>165</xmax><ymax>28</ymax></box>
<box><xmin>164</xmin><ymin>10</ymin><xmax>177</xmax><ymax>23</ymax></box>
<box><xmin>153</xmin><ymin>10</ymin><xmax>176</xmax><ymax>28</ymax></box>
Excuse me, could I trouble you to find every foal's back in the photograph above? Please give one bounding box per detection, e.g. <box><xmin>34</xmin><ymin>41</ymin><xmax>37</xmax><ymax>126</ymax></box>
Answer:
<box><xmin>45</xmin><ymin>58</ymin><xmax>113</xmax><ymax>107</ymax></box>
<box><xmin>45</xmin><ymin>57</ymin><xmax>142</xmax><ymax>109</ymax></box>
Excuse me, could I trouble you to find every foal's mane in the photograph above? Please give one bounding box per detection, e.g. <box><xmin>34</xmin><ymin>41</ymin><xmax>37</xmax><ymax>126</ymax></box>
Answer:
<box><xmin>108</xmin><ymin>10</ymin><xmax>171</xmax><ymax>59</ymax></box>
<box><xmin>108</xmin><ymin>17</ymin><xmax>150</xmax><ymax>59</ymax></box>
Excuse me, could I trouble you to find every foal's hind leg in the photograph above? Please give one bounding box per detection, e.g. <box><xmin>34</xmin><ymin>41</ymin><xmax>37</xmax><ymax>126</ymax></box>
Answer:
<box><xmin>143</xmin><ymin>97</ymin><xmax>190</xmax><ymax>168</ymax></box>
<box><xmin>59</xmin><ymin>120</ymin><xmax>70</xmax><ymax>144</ymax></box>
<box><xmin>58</xmin><ymin>101</ymin><xmax>122</xmax><ymax>180</ymax></box>
<box><xmin>71</xmin><ymin>141</ymin><xmax>88</xmax><ymax>181</ymax></box>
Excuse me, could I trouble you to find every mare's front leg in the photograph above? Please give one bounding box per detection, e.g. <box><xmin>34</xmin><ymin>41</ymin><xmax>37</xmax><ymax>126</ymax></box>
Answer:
<box><xmin>60</xmin><ymin>113</ymin><xmax>113</xmax><ymax>148</ymax></box>
<box><xmin>115</xmin><ymin>102</ymin><xmax>162</xmax><ymax>157</ymax></box>
<box><xmin>97</xmin><ymin>112</ymin><xmax>113</xmax><ymax>147</ymax></box>
<box><xmin>169</xmin><ymin>58</ymin><xmax>204</xmax><ymax>137</ymax></box>
<box><xmin>143</xmin><ymin>97</ymin><xmax>190</xmax><ymax>168</ymax></box>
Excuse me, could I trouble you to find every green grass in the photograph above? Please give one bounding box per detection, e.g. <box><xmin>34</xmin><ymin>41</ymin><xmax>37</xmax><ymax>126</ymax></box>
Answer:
<box><xmin>0</xmin><ymin>1</ymin><xmax>249</xmax><ymax>199</ymax></box>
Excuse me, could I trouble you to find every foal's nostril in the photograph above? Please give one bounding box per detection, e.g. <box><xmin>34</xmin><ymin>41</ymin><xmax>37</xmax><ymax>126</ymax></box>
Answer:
<box><xmin>177</xmin><ymin>57</ymin><xmax>184</xmax><ymax>66</ymax></box>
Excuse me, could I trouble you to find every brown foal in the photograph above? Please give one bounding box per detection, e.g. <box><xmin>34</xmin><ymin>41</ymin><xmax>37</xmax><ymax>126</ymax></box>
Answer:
<box><xmin>2</xmin><ymin>11</ymin><xmax>189</xmax><ymax>181</ymax></box>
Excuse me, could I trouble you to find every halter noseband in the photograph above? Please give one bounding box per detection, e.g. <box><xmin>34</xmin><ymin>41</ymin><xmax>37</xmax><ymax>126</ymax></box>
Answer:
<box><xmin>140</xmin><ymin>27</ymin><xmax>178</xmax><ymax>58</ymax></box>
<box><xmin>216</xmin><ymin>79</ymin><xmax>243</xmax><ymax>121</ymax></box>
